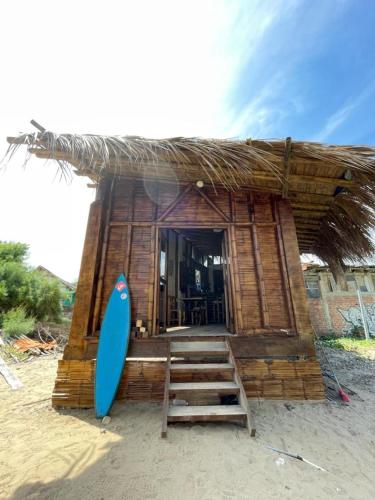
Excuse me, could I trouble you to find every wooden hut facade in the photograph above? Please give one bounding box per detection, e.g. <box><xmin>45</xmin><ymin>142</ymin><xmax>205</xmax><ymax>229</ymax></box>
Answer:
<box><xmin>7</xmin><ymin>130</ymin><xmax>375</xmax><ymax>414</ymax></box>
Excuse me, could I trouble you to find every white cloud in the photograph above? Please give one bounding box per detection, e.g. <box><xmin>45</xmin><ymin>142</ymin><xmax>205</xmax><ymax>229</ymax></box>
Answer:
<box><xmin>313</xmin><ymin>83</ymin><xmax>375</xmax><ymax>142</ymax></box>
<box><xmin>0</xmin><ymin>0</ymin><xmax>285</xmax><ymax>280</ymax></box>
<box><xmin>313</xmin><ymin>103</ymin><xmax>356</xmax><ymax>142</ymax></box>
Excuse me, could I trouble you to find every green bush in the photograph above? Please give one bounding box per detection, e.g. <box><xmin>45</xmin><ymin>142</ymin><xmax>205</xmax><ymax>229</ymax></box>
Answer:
<box><xmin>2</xmin><ymin>307</ymin><xmax>36</xmax><ymax>338</ymax></box>
<box><xmin>0</xmin><ymin>241</ymin><xmax>63</xmax><ymax>322</ymax></box>
<box><xmin>0</xmin><ymin>242</ymin><xmax>28</xmax><ymax>263</ymax></box>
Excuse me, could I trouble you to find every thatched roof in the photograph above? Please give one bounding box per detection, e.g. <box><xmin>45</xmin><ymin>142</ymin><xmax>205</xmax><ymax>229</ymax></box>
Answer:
<box><xmin>5</xmin><ymin>128</ymin><xmax>375</xmax><ymax>271</ymax></box>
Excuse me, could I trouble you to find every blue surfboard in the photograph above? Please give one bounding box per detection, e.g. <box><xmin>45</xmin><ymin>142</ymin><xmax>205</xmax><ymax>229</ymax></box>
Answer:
<box><xmin>95</xmin><ymin>273</ymin><xmax>131</xmax><ymax>418</ymax></box>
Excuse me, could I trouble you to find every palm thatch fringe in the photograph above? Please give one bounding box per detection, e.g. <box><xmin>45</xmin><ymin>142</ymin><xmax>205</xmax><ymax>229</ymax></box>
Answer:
<box><xmin>4</xmin><ymin>130</ymin><xmax>375</xmax><ymax>268</ymax></box>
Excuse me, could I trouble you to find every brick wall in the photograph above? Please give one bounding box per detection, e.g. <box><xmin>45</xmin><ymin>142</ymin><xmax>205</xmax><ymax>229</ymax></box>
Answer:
<box><xmin>308</xmin><ymin>291</ymin><xmax>375</xmax><ymax>336</ymax></box>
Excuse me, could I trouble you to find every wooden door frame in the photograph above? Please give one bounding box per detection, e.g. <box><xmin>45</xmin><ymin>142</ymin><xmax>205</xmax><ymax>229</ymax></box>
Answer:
<box><xmin>151</xmin><ymin>225</ymin><xmax>235</xmax><ymax>335</ymax></box>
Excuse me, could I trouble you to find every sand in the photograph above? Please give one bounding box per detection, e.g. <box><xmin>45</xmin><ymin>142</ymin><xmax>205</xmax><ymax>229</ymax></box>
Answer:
<box><xmin>1</xmin><ymin>351</ymin><xmax>375</xmax><ymax>500</ymax></box>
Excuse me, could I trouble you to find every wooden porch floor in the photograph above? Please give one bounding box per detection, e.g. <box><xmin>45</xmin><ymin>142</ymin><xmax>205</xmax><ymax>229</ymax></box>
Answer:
<box><xmin>160</xmin><ymin>324</ymin><xmax>233</xmax><ymax>337</ymax></box>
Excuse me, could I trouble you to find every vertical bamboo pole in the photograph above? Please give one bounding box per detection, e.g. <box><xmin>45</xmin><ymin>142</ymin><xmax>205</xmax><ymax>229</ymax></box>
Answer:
<box><xmin>147</xmin><ymin>225</ymin><xmax>156</xmax><ymax>334</ymax></box>
<box><xmin>273</xmin><ymin>198</ymin><xmax>296</xmax><ymax>330</ymax></box>
<box><xmin>228</xmin><ymin>224</ymin><xmax>244</xmax><ymax>333</ymax></box>
<box><xmin>152</xmin><ymin>227</ymin><xmax>161</xmax><ymax>335</ymax></box>
<box><xmin>222</xmin><ymin>238</ymin><xmax>231</xmax><ymax>331</ymax></box>
<box><xmin>248</xmin><ymin>193</ymin><xmax>270</xmax><ymax>328</ymax></box>
<box><xmin>91</xmin><ymin>177</ymin><xmax>114</xmax><ymax>335</ymax></box>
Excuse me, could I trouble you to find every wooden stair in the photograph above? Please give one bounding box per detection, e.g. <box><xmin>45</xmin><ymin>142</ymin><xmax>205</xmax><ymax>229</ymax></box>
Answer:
<box><xmin>161</xmin><ymin>338</ymin><xmax>256</xmax><ymax>438</ymax></box>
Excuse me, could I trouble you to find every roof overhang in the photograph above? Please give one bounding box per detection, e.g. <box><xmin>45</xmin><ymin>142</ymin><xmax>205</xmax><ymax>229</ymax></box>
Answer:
<box><xmin>6</xmin><ymin>126</ymin><xmax>375</xmax><ymax>268</ymax></box>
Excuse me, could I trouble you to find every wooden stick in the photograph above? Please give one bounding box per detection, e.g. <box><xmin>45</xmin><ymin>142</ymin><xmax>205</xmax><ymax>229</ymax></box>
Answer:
<box><xmin>30</xmin><ymin>119</ymin><xmax>46</xmax><ymax>133</ymax></box>
<box><xmin>161</xmin><ymin>341</ymin><xmax>171</xmax><ymax>438</ymax></box>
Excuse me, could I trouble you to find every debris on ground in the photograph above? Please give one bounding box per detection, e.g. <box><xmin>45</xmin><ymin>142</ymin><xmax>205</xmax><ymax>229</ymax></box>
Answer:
<box><xmin>268</xmin><ymin>446</ymin><xmax>327</xmax><ymax>472</ymax></box>
<box><xmin>14</xmin><ymin>337</ymin><xmax>56</xmax><ymax>354</ymax></box>
<box><xmin>0</xmin><ymin>352</ymin><xmax>23</xmax><ymax>390</ymax></box>
<box><xmin>0</xmin><ymin>321</ymin><xmax>69</xmax><ymax>364</ymax></box>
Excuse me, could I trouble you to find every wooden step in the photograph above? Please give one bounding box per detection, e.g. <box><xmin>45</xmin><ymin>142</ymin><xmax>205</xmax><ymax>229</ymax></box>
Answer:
<box><xmin>170</xmin><ymin>341</ymin><xmax>228</xmax><ymax>356</ymax></box>
<box><xmin>169</xmin><ymin>381</ymin><xmax>239</xmax><ymax>395</ymax></box>
<box><xmin>170</xmin><ymin>362</ymin><xmax>234</xmax><ymax>382</ymax></box>
<box><xmin>168</xmin><ymin>405</ymin><xmax>246</xmax><ymax>422</ymax></box>
<box><xmin>171</xmin><ymin>363</ymin><xmax>233</xmax><ymax>372</ymax></box>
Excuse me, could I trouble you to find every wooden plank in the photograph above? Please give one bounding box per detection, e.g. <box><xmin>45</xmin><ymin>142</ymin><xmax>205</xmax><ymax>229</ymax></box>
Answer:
<box><xmin>170</xmin><ymin>341</ymin><xmax>228</xmax><ymax>356</ymax></box>
<box><xmin>171</xmin><ymin>363</ymin><xmax>233</xmax><ymax>371</ymax></box>
<box><xmin>64</xmin><ymin>198</ymin><xmax>105</xmax><ymax>359</ymax></box>
<box><xmin>229</xmin><ymin>336</ymin><xmax>313</xmax><ymax>358</ymax></box>
<box><xmin>168</xmin><ymin>405</ymin><xmax>246</xmax><ymax>421</ymax></box>
<box><xmin>227</xmin><ymin>340</ymin><xmax>256</xmax><ymax>436</ymax></box>
<box><xmin>84</xmin><ymin>338</ymin><xmax>169</xmax><ymax>359</ymax></box>
<box><xmin>169</xmin><ymin>381</ymin><xmax>239</xmax><ymax>394</ymax></box>
<box><xmin>278</xmin><ymin>200</ymin><xmax>314</xmax><ymax>345</ymax></box>
<box><xmin>161</xmin><ymin>342</ymin><xmax>171</xmax><ymax>438</ymax></box>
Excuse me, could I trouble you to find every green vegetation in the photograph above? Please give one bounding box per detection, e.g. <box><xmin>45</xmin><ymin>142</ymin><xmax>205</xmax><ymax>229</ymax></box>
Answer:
<box><xmin>319</xmin><ymin>335</ymin><xmax>375</xmax><ymax>359</ymax></box>
<box><xmin>0</xmin><ymin>241</ymin><xmax>63</xmax><ymax>334</ymax></box>
<box><xmin>2</xmin><ymin>307</ymin><xmax>35</xmax><ymax>338</ymax></box>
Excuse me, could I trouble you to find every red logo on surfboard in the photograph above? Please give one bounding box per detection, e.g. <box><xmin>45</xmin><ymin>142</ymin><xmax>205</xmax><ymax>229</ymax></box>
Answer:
<box><xmin>115</xmin><ymin>281</ymin><xmax>127</xmax><ymax>292</ymax></box>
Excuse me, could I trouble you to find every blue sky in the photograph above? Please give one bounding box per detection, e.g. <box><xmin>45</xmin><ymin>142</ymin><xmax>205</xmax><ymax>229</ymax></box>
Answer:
<box><xmin>0</xmin><ymin>0</ymin><xmax>374</xmax><ymax>279</ymax></box>
<box><xmin>224</xmin><ymin>0</ymin><xmax>375</xmax><ymax>143</ymax></box>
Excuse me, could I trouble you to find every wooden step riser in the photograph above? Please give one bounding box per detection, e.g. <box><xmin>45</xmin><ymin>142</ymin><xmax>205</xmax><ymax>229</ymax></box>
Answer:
<box><xmin>171</xmin><ymin>395</ymin><xmax>221</xmax><ymax>405</ymax></box>
<box><xmin>171</xmin><ymin>352</ymin><xmax>229</xmax><ymax>358</ymax></box>
<box><xmin>168</xmin><ymin>415</ymin><xmax>247</xmax><ymax>423</ymax></box>
<box><xmin>171</xmin><ymin>371</ymin><xmax>234</xmax><ymax>383</ymax></box>
<box><xmin>170</xmin><ymin>388</ymin><xmax>240</xmax><ymax>396</ymax></box>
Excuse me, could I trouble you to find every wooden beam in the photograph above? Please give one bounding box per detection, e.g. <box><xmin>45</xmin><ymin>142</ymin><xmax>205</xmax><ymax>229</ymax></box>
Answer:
<box><xmin>274</xmin><ymin>199</ymin><xmax>296</xmax><ymax>330</ymax></box>
<box><xmin>157</xmin><ymin>184</ymin><xmax>193</xmax><ymax>221</ymax></box>
<box><xmin>26</xmin><ymin>147</ymin><xmax>357</xmax><ymax>189</ymax></box>
<box><xmin>295</xmin><ymin>222</ymin><xmax>322</xmax><ymax>229</ymax></box>
<box><xmin>291</xmin><ymin>202</ymin><xmax>331</xmax><ymax>211</ymax></box>
<box><xmin>195</xmin><ymin>186</ymin><xmax>230</xmax><ymax>222</ymax></box>
<box><xmin>292</xmin><ymin>209</ymin><xmax>327</xmax><ymax>218</ymax></box>
<box><xmin>282</xmin><ymin>137</ymin><xmax>292</xmax><ymax>199</ymax></box>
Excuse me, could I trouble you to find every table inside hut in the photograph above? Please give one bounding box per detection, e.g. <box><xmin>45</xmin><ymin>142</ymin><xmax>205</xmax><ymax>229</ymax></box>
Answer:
<box><xmin>182</xmin><ymin>297</ymin><xmax>207</xmax><ymax>325</ymax></box>
<box><xmin>158</xmin><ymin>227</ymin><xmax>227</xmax><ymax>330</ymax></box>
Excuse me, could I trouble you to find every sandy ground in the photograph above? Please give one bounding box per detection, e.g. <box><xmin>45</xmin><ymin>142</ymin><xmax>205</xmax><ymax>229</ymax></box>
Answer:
<box><xmin>1</xmin><ymin>350</ymin><xmax>375</xmax><ymax>500</ymax></box>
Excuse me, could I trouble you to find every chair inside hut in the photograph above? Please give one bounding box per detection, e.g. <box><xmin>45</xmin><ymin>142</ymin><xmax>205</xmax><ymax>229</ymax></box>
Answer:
<box><xmin>158</xmin><ymin>228</ymin><xmax>228</xmax><ymax>333</ymax></box>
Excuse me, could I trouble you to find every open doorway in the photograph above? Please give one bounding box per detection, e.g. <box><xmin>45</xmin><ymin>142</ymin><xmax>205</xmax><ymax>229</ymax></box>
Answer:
<box><xmin>158</xmin><ymin>228</ymin><xmax>231</xmax><ymax>334</ymax></box>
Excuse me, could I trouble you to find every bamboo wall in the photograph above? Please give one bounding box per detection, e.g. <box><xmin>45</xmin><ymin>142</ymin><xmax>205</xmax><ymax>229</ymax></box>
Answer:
<box><xmin>65</xmin><ymin>177</ymin><xmax>311</xmax><ymax>355</ymax></box>
<box><xmin>55</xmin><ymin>176</ymin><xmax>324</xmax><ymax>406</ymax></box>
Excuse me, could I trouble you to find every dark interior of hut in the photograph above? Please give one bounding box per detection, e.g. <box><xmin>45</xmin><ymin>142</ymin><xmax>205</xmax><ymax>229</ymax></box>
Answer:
<box><xmin>158</xmin><ymin>228</ymin><xmax>227</xmax><ymax>332</ymax></box>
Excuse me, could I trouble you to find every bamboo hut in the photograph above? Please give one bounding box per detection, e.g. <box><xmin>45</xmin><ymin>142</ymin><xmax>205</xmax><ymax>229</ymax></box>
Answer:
<box><xmin>6</xmin><ymin>127</ymin><xmax>375</xmax><ymax>428</ymax></box>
